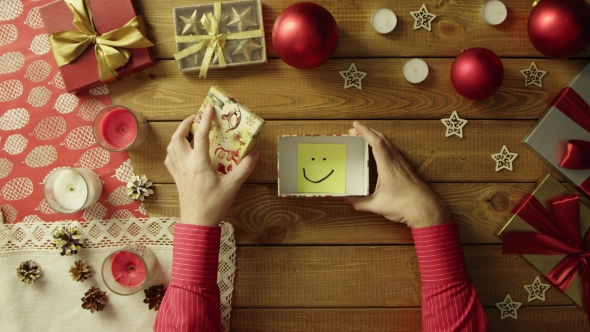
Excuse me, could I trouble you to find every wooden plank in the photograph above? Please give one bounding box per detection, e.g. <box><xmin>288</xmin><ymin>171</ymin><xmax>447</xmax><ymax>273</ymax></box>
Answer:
<box><xmin>109</xmin><ymin>59</ymin><xmax>587</xmax><ymax>121</ymax></box>
<box><xmin>136</xmin><ymin>0</ymin><xmax>590</xmax><ymax>59</ymax></box>
<box><xmin>232</xmin><ymin>245</ymin><xmax>573</xmax><ymax>307</ymax></box>
<box><xmin>130</xmin><ymin>120</ymin><xmax>558</xmax><ymax>184</ymax></box>
<box><xmin>231</xmin><ymin>307</ymin><xmax>588</xmax><ymax>332</ymax></box>
<box><xmin>147</xmin><ymin>183</ymin><xmax>537</xmax><ymax>245</ymax></box>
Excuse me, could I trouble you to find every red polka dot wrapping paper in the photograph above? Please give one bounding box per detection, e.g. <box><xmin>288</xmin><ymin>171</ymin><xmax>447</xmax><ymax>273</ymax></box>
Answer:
<box><xmin>0</xmin><ymin>0</ymin><xmax>146</xmax><ymax>223</ymax></box>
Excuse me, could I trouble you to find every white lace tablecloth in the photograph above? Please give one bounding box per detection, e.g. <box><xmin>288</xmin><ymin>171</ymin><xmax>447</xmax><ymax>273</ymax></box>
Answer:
<box><xmin>0</xmin><ymin>218</ymin><xmax>236</xmax><ymax>332</ymax></box>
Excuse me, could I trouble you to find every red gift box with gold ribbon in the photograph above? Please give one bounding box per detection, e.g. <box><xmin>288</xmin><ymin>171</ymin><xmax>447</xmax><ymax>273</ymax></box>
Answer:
<box><xmin>498</xmin><ymin>174</ymin><xmax>590</xmax><ymax>324</ymax></box>
<box><xmin>39</xmin><ymin>0</ymin><xmax>156</xmax><ymax>93</ymax></box>
<box><xmin>522</xmin><ymin>62</ymin><xmax>590</xmax><ymax>196</ymax></box>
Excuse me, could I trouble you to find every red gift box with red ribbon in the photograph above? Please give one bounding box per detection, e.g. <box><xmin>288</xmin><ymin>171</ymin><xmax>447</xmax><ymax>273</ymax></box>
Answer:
<box><xmin>523</xmin><ymin>62</ymin><xmax>590</xmax><ymax>196</ymax></box>
<box><xmin>498</xmin><ymin>174</ymin><xmax>590</xmax><ymax>323</ymax></box>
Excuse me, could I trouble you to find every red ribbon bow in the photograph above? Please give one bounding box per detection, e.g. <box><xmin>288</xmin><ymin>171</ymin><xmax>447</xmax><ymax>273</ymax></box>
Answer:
<box><xmin>561</xmin><ymin>140</ymin><xmax>590</xmax><ymax>169</ymax></box>
<box><xmin>502</xmin><ymin>194</ymin><xmax>590</xmax><ymax>324</ymax></box>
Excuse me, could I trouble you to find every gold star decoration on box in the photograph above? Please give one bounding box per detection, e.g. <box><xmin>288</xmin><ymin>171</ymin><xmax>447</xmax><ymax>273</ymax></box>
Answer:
<box><xmin>227</xmin><ymin>6</ymin><xmax>257</xmax><ymax>32</ymax></box>
<box><xmin>441</xmin><ymin>111</ymin><xmax>468</xmax><ymax>138</ymax></box>
<box><xmin>520</xmin><ymin>61</ymin><xmax>547</xmax><ymax>88</ymax></box>
<box><xmin>495</xmin><ymin>294</ymin><xmax>522</xmax><ymax>319</ymax></box>
<box><xmin>410</xmin><ymin>4</ymin><xmax>437</xmax><ymax>32</ymax></box>
<box><xmin>213</xmin><ymin>46</ymin><xmax>234</xmax><ymax>65</ymax></box>
<box><xmin>524</xmin><ymin>276</ymin><xmax>551</xmax><ymax>302</ymax></box>
<box><xmin>232</xmin><ymin>39</ymin><xmax>262</xmax><ymax>61</ymax></box>
<box><xmin>180</xmin><ymin>10</ymin><xmax>202</xmax><ymax>35</ymax></box>
<box><xmin>339</xmin><ymin>63</ymin><xmax>367</xmax><ymax>90</ymax></box>
<box><xmin>491</xmin><ymin>145</ymin><xmax>518</xmax><ymax>172</ymax></box>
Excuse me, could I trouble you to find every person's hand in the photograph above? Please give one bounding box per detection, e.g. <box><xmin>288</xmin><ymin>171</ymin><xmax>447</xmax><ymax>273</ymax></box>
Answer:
<box><xmin>164</xmin><ymin>105</ymin><xmax>259</xmax><ymax>226</ymax></box>
<box><xmin>344</xmin><ymin>121</ymin><xmax>451</xmax><ymax>228</ymax></box>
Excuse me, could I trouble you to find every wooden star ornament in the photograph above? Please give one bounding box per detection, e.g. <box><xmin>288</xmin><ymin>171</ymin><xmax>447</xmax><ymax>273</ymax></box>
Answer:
<box><xmin>495</xmin><ymin>294</ymin><xmax>522</xmax><ymax>319</ymax></box>
<box><xmin>491</xmin><ymin>145</ymin><xmax>518</xmax><ymax>172</ymax></box>
<box><xmin>339</xmin><ymin>63</ymin><xmax>367</xmax><ymax>90</ymax></box>
<box><xmin>524</xmin><ymin>276</ymin><xmax>551</xmax><ymax>302</ymax></box>
<box><xmin>180</xmin><ymin>10</ymin><xmax>202</xmax><ymax>35</ymax></box>
<box><xmin>227</xmin><ymin>6</ymin><xmax>257</xmax><ymax>32</ymax></box>
<box><xmin>520</xmin><ymin>61</ymin><xmax>547</xmax><ymax>88</ymax></box>
<box><xmin>441</xmin><ymin>111</ymin><xmax>468</xmax><ymax>138</ymax></box>
<box><xmin>410</xmin><ymin>4</ymin><xmax>437</xmax><ymax>31</ymax></box>
<box><xmin>231</xmin><ymin>39</ymin><xmax>262</xmax><ymax>61</ymax></box>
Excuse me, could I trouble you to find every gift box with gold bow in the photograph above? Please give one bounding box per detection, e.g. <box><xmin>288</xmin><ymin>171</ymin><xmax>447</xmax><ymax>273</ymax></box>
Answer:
<box><xmin>522</xmin><ymin>62</ymin><xmax>590</xmax><ymax>196</ymax></box>
<box><xmin>497</xmin><ymin>174</ymin><xmax>590</xmax><ymax>324</ymax></box>
<box><xmin>40</xmin><ymin>0</ymin><xmax>156</xmax><ymax>93</ymax></box>
<box><xmin>173</xmin><ymin>0</ymin><xmax>266</xmax><ymax>78</ymax></box>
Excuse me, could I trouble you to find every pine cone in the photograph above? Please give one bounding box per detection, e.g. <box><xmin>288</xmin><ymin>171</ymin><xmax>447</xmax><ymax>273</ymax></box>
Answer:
<box><xmin>52</xmin><ymin>225</ymin><xmax>83</xmax><ymax>256</ymax></box>
<box><xmin>16</xmin><ymin>260</ymin><xmax>42</xmax><ymax>284</ymax></box>
<box><xmin>81</xmin><ymin>287</ymin><xmax>108</xmax><ymax>313</ymax></box>
<box><xmin>69</xmin><ymin>260</ymin><xmax>92</xmax><ymax>282</ymax></box>
<box><xmin>143</xmin><ymin>284</ymin><xmax>167</xmax><ymax>311</ymax></box>
<box><xmin>126</xmin><ymin>175</ymin><xmax>154</xmax><ymax>201</ymax></box>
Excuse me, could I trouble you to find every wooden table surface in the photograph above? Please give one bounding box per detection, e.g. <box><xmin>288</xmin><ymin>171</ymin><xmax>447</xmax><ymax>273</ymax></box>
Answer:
<box><xmin>111</xmin><ymin>0</ymin><xmax>590</xmax><ymax>330</ymax></box>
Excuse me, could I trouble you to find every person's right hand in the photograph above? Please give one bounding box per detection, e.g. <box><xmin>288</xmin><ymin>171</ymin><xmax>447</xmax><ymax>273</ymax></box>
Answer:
<box><xmin>344</xmin><ymin>121</ymin><xmax>451</xmax><ymax>229</ymax></box>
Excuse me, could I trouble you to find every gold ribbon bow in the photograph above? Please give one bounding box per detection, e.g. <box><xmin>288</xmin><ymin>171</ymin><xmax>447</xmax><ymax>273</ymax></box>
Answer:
<box><xmin>174</xmin><ymin>2</ymin><xmax>264</xmax><ymax>78</ymax></box>
<box><xmin>49</xmin><ymin>0</ymin><xmax>154</xmax><ymax>84</ymax></box>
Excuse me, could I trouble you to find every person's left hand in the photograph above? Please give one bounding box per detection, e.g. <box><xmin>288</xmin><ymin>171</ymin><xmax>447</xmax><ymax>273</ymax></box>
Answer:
<box><xmin>164</xmin><ymin>105</ymin><xmax>259</xmax><ymax>226</ymax></box>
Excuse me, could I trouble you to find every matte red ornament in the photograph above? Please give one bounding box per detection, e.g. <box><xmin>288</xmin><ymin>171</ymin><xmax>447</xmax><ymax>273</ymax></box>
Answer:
<box><xmin>272</xmin><ymin>2</ymin><xmax>339</xmax><ymax>69</ymax></box>
<box><xmin>450</xmin><ymin>48</ymin><xmax>504</xmax><ymax>100</ymax></box>
<box><xmin>528</xmin><ymin>0</ymin><xmax>590</xmax><ymax>59</ymax></box>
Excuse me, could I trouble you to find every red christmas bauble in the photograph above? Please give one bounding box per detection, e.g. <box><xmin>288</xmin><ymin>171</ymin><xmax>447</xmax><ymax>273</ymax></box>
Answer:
<box><xmin>450</xmin><ymin>48</ymin><xmax>504</xmax><ymax>100</ymax></box>
<box><xmin>272</xmin><ymin>2</ymin><xmax>339</xmax><ymax>69</ymax></box>
<box><xmin>528</xmin><ymin>0</ymin><xmax>590</xmax><ymax>59</ymax></box>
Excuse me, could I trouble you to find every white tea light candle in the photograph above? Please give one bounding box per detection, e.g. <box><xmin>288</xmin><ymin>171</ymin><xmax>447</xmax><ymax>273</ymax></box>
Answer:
<box><xmin>482</xmin><ymin>1</ymin><xmax>507</xmax><ymax>25</ymax></box>
<box><xmin>371</xmin><ymin>8</ymin><xmax>397</xmax><ymax>34</ymax></box>
<box><xmin>44</xmin><ymin>168</ymin><xmax>103</xmax><ymax>214</ymax></box>
<box><xmin>403</xmin><ymin>58</ymin><xmax>429</xmax><ymax>84</ymax></box>
<box><xmin>54</xmin><ymin>169</ymin><xmax>88</xmax><ymax>210</ymax></box>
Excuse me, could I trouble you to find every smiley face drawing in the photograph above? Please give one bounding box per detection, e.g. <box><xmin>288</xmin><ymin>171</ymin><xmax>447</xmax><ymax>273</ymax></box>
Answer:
<box><xmin>297</xmin><ymin>143</ymin><xmax>346</xmax><ymax>193</ymax></box>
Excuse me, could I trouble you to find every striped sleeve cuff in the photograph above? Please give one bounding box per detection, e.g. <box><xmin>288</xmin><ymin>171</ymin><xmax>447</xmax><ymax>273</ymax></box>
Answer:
<box><xmin>171</xmin><ymin>223</ymin><xmax>221</xmax><ymax>286</ymax></box>
<box><xmin>411</xmin><ymin>222</ymin><xmax>469</xmax><ymax>285</ymax></box>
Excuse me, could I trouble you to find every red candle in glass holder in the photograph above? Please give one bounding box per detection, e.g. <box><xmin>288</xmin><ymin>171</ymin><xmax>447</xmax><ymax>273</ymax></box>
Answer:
<box><xmin>93</xmin><ymin>105</ymin><xmax>148</xmax><ymax>151</ymax></box>
<box><xmin>111</xmin><ymin>250</ymin><xmax>147</xmax><ymax>288</ymax></box>
<box><xmin>100</xmin><ymin>108</ymin><xmax>138</xmax><ymax>150</ymax></box>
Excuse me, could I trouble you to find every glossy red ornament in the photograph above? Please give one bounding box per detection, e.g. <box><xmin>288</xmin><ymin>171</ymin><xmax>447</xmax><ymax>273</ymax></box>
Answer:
<box><xmin>272</xmin><ymin>2</ymin><xmax>339</xmax><ymax>69</ymax></box>
<box><xmin>450</xmin><ymin>48</ymin><xmax>504</xmax><ymax>100</ymax></box>
<box><xmin>528</xmin><ymin>0</ymin><xmax>590</xmax><ymax>59</ymax></box>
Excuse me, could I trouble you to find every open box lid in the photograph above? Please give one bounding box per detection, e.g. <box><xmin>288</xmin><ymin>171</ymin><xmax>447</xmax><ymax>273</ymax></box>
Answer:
<box><xmin>277</xmin><ymin>135</ymin><xmax>369</xmax><ymax>197</ymax></box>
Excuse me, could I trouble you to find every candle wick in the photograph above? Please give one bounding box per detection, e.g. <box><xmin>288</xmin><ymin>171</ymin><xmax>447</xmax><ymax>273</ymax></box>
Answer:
<box><xmin>69</xmin><ymin>188</ymin><xmax>74</xmax><ymax>192</ymax></box>
<box><xmin>382</xmin><ymin>19</ymin><xmax>390</xmax><ymax>29</ymax></box>
<box><xmin>411</xmin><ymin>65</ymin><xmax>417</xmax><ymax>72</ymax></box>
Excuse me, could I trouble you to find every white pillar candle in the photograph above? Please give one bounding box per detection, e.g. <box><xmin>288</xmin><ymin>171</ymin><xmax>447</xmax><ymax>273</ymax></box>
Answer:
<box><xmin>371</xmin><ymin>8</ymin><xmax>397</xmax><ymax>34</ymax></box>
<box><xmin>482</xmin><ymin>1</ymin><xmax>507</xmax><ymax>25</ymax></box>
<box><xmin>403</xmin><ymin>58</ymin><xmax>429</xmax><ymax>84</ymax></box>
<box><xmin>53</xmin><ymin>169</ymin><xmax>88</xmax><ymax>210</ymax></box>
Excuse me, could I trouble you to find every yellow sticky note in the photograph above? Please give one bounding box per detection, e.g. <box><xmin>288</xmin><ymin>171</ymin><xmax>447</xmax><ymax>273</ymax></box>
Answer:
<box><xmin>297</xmin><ymin>143</ymin><xmax>346</xmax><ymax>193</ymax></box>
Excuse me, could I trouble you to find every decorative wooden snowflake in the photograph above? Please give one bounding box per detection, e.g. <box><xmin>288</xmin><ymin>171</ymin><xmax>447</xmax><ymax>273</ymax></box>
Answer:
<box><xmin>524</xmin><ymin>276</ymin><xmax>551</xmax><ymax>302</ymax></box>
<box><xmin>520</xmin><ymin>61</ymin><xmax>547</xmax><ymax>88</ymax></box>
<box><xmin>491</xmin><ymin>145</ymin><xmax>518</xmax><ymax>172</ymax></box>
<box><xmin>339</xmin><ymin>63</ymin><xmax>367</xmax><ymax>90</ymax></box>
<box><xmin>410</xmin><ymin>4</ymin><xmax>437</xmax><ymax>31</ymax></box>
<box><xmin>495</xmin><ymin>294</ymin><xmax>522</xmax><ymax>319</ymax></box>
<box><xmin>440</xmin><ymin>111</ymin><xmax>468</xmax><ymax>138</ymax></box>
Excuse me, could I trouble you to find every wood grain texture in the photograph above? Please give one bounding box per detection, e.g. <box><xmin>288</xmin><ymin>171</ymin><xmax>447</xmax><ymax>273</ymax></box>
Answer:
<box><xmin>231</xmin><ymin>307</ymin><xmax>588</xmax><ymax>332</ymax></box>
<box><xmin>135</xmin><ymin>0</ymin><xmax>590</xmax><ymax>59</ymax></box>
<box><xmin>130</xmin><ymin>120</ymin><xmax>559</xmax><ymax>184</ymax></box>
<box><xmin>231</xmin><ymin>245</ymin><xmax>574</xmax><ymax>307</ymax></box>
<box><xmin>146</xmin><ymin>183</ymin><xmax>537</xmax><ymax>245</ymax></box>
<box><xmin>109</xmin><ymin>59</ymin><xmax>587</xmax><ymax>121</ymax></box>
